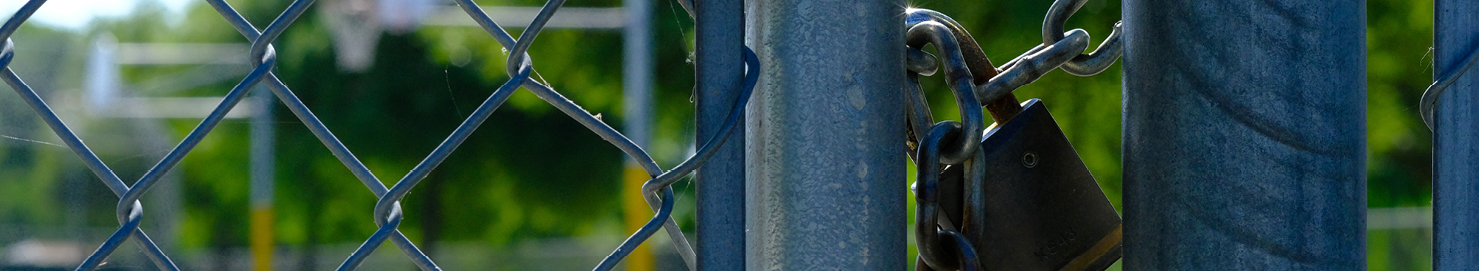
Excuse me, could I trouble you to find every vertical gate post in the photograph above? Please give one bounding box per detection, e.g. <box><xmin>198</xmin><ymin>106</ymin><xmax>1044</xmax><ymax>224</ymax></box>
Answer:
<box><xmin>621</xmin><ymin>0</ymin><xmax>656</xmax><ymax>269</ymax></box>
<box><xmin>1433</xmin><ymin>0</ymin><xmax>1479</xmax><ymax>269</ymax></box>
<box><xmin>1121</xmin><ymin>1</ymin><xmax>1367</xmax><ymax>269</ymax></box>
<box><xmin>744</xmin><ymin>0</ymin><xmax>907</xmax><ymax>269</ymax></box>
<box><xmin>694</xmin><ymin>0</ymin><xmax>746</xmax><ymax>270</ymax></box>
<box><xmin>250</xmin><ymin>86</ymin><xmax>276</xmax><ymax>271</ymax></box>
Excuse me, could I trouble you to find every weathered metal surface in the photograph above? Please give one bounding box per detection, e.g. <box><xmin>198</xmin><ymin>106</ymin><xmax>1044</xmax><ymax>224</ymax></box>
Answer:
<box><xmin>744</xmin><ymin>0</ymin><xmax>907</xmax><ymax>269</ymax></box>
<box><xmin>1122</xmin><ymin>0</ymin><xmax>1367</xmax><ymax>269</ymax></box>
<box><xmin>695</xmin><ymin>0</ymin><xmax>747</xmax><ymax>269</ymax></box>
<box><xmin>1433</xmin><ymin>0</ymin><xmax>1479</xmax><ymax>269</ymax></box>
<box><xmin>974</xmin><ymin>99</ymin><xmax>1120</xmax><ymax>271</ymax></box>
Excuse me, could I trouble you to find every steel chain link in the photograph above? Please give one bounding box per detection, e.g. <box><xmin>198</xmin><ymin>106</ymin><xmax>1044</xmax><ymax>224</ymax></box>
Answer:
<box><xmin>1044</xmin><ymin>0</ymin><xmax>1124</xmax><ymax>76</ymax></box>
<box><xmin>905</xmin><ymin>1</ymin><xmax>1123</xmax><ymax>270</ymax></box>
<box><xmin>907</xmin><ymin>20</ymin><xmax>987</xmax><ymax>164</ymax></box>
<box><xmin>1</xmin><ymin>0</ymin><xmax>755</xmax><ymax>270</ymax></box>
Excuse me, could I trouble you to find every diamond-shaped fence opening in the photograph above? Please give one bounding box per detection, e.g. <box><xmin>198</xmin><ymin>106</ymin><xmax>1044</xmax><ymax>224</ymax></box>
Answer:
<box><xmin>0</xmin><ymin>0</ymin><xmax>755</xmax><ymax>270</ymax></box>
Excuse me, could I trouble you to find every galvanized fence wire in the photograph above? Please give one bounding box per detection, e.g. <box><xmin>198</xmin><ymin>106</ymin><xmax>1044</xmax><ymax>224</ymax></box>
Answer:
<box><xmin>1420</xmin><ymin>42</ymin><xmax>1479</xmax><ymax>130</ymax></box>
<box><xmin>0</xmin><ymin>0</ymin><xmax>758</xmax><ymax>270</ymax></box>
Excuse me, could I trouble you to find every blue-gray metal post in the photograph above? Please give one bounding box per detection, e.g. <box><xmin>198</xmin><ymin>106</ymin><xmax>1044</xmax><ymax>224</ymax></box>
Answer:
<box><xmin>249</xmin><ymin>85</ymin><xmax>276</xmax><ymax>271</ymax></box>
<box><xmin>1121</xmin><ymin>1</ymin><xmax>1367</xmax><ymax>269</ymax></box>
<box><xmin>621</xmin><ymin>0</ymin><xmax>657</xmax><ymax>269</ymax></box>
<box><xmin>744</xmin><ymin>0</ymin><xmax>906</xmax><ymax>269</ymax></box>
<box><xmin>622</xmin><ymin>0</ymin><xmax>653</xmax><ymax>150</ymax></box>
<box><xmin>694</xmin><ymin>0</ymin><xmax>745</xmax><ymax>270</ymax></box>
<box><xmin>1433</xmin><ymin>0</ymin><xmax>1479</xmax><ymax>269</ymax></box>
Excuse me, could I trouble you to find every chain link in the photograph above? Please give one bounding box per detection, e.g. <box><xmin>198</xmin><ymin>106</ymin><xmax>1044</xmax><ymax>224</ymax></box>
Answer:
<box><xmin>913</xmin><ymin>121</ymin><xmax>962</xmax><ymax>270</ymax></box>
<box><xmin>2</xmin><ymin>1</ymin><xmax>181</xmax><ymax>269</ymax></box>
<box><xmin>905</xmin><ymin>2</ymin><xmax>1123</xmax><ymax>270</ymax></box>
<box><xmin>1</xmin><ymin>0</ymin><xmax>755</xmax><ymax>269</ymax></box>
<box><xmin>907</xmin><ymin>20</ymin><xmax>986</xmax><ymax>164</ymax></box>
<box><xmin>1043</xmin><ymin>0</ymin><xmax>1124</xmax><ymax>76</ymax></box>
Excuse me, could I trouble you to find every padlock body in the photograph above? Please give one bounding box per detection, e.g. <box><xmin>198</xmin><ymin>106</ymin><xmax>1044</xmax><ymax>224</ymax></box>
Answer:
<box><xmin>960</xmin><ymin>98</ymin><xmax>1122</xmax><ymax>271</ymax></box>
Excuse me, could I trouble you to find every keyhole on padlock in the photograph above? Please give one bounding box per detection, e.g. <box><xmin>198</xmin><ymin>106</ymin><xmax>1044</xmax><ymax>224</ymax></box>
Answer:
<box><xmin>1022</xmin><ymin>151</ymin><xmax>1038</xmax><ymax>168</ymax></box>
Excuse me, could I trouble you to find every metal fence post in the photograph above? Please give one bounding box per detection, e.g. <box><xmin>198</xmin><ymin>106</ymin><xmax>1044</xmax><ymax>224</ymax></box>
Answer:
<box><xmin>250</xmin><ymin>85</ymin><xmax>276</xmax><ymax>271</ymax></box>
<box><xmin>694</xmin><ymin>0</ymin><xmax>746</xmax><ymax>270</ymax></box>
<box><xmin>744</xmin><ymin>0</ymin><xmax>906</xmax><ymax>269</ymax></box>
<box><xmin>1433</xmin><ymin>0</ymin><xmax>1479</xmax><ymax>269</ymax></box>
<box><xmin>1121</xmin><ymin>0</ymin><xmax>1367</xmax><ymax>269</ymax></box>
<box><xmin>622</xmin><ymin>0</ymin><xmax>656</xmax><ymax>269</ymax></box>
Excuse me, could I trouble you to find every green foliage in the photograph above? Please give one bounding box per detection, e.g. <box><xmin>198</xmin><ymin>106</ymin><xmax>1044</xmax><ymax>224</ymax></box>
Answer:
<box><xmin>1367</xmin><ymin>0</ymin><xmax>1436</xmax><ymax>208</ymax></box>
<box><xmin>0</xmin><ymin>0</ymin><xmax>1440</xmax><ymax>269</ymax></box>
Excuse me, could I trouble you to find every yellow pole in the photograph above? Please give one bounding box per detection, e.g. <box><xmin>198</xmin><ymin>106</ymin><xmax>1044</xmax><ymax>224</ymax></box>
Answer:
<box><xmin>250</xmin><ymin>205</ymin><xmax>274</xmax><ymax>271</ymax></box>
<box><xmin>622</xmin><ymin>163</ymin><xmax>655</xmax><ymax>271</ymax></box>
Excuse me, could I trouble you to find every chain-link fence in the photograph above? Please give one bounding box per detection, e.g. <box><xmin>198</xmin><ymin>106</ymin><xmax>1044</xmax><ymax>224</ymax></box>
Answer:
<box><xmin>9</xmin><ymin>0</ymin><xmax>1445</xmax><ymax>269</ymax></box>
<box><xmin>0</xmin><ymin>0</ymin><xmax>754</xmax><ymax>270</ymax></box>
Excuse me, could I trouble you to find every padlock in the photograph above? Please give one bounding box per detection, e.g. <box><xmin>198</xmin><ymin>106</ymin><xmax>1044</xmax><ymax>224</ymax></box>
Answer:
<box><xmin>903</xmin><ymin>9</ymin><xmax>1118</xmax><ymax>270</ymax></box>
<box><xmin>936</xmin><ymin>98</ymin><xmax>1122</xmax><ymax>271</ymax></box>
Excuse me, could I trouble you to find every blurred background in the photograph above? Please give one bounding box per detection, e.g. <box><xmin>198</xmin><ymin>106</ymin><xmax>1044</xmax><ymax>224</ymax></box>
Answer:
<box><xmin>0</xmin><ymin>0</ymin><xmax>1434</xmax><ymax>270</ymax></box>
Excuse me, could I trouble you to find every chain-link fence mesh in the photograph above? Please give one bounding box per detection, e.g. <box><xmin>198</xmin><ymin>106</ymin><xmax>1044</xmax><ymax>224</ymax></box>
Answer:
<box><xmin>0</xmin><ymin>0</ymin><xmax>754</xmax><ymax>270</ymax></box>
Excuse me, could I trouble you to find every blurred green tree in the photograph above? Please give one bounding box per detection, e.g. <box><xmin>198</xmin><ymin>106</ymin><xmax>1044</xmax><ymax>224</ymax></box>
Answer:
<box><xmin>0</xmin><ymin>0</ymin><xmax>1444</xmax><ymax>269</ymax></box>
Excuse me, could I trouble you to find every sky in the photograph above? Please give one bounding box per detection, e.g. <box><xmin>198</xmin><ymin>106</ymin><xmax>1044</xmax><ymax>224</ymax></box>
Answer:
<box><xmin>0</xmin><ymin>0</ymin><xmax>193</xmax><ymax>30</ymax></box>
